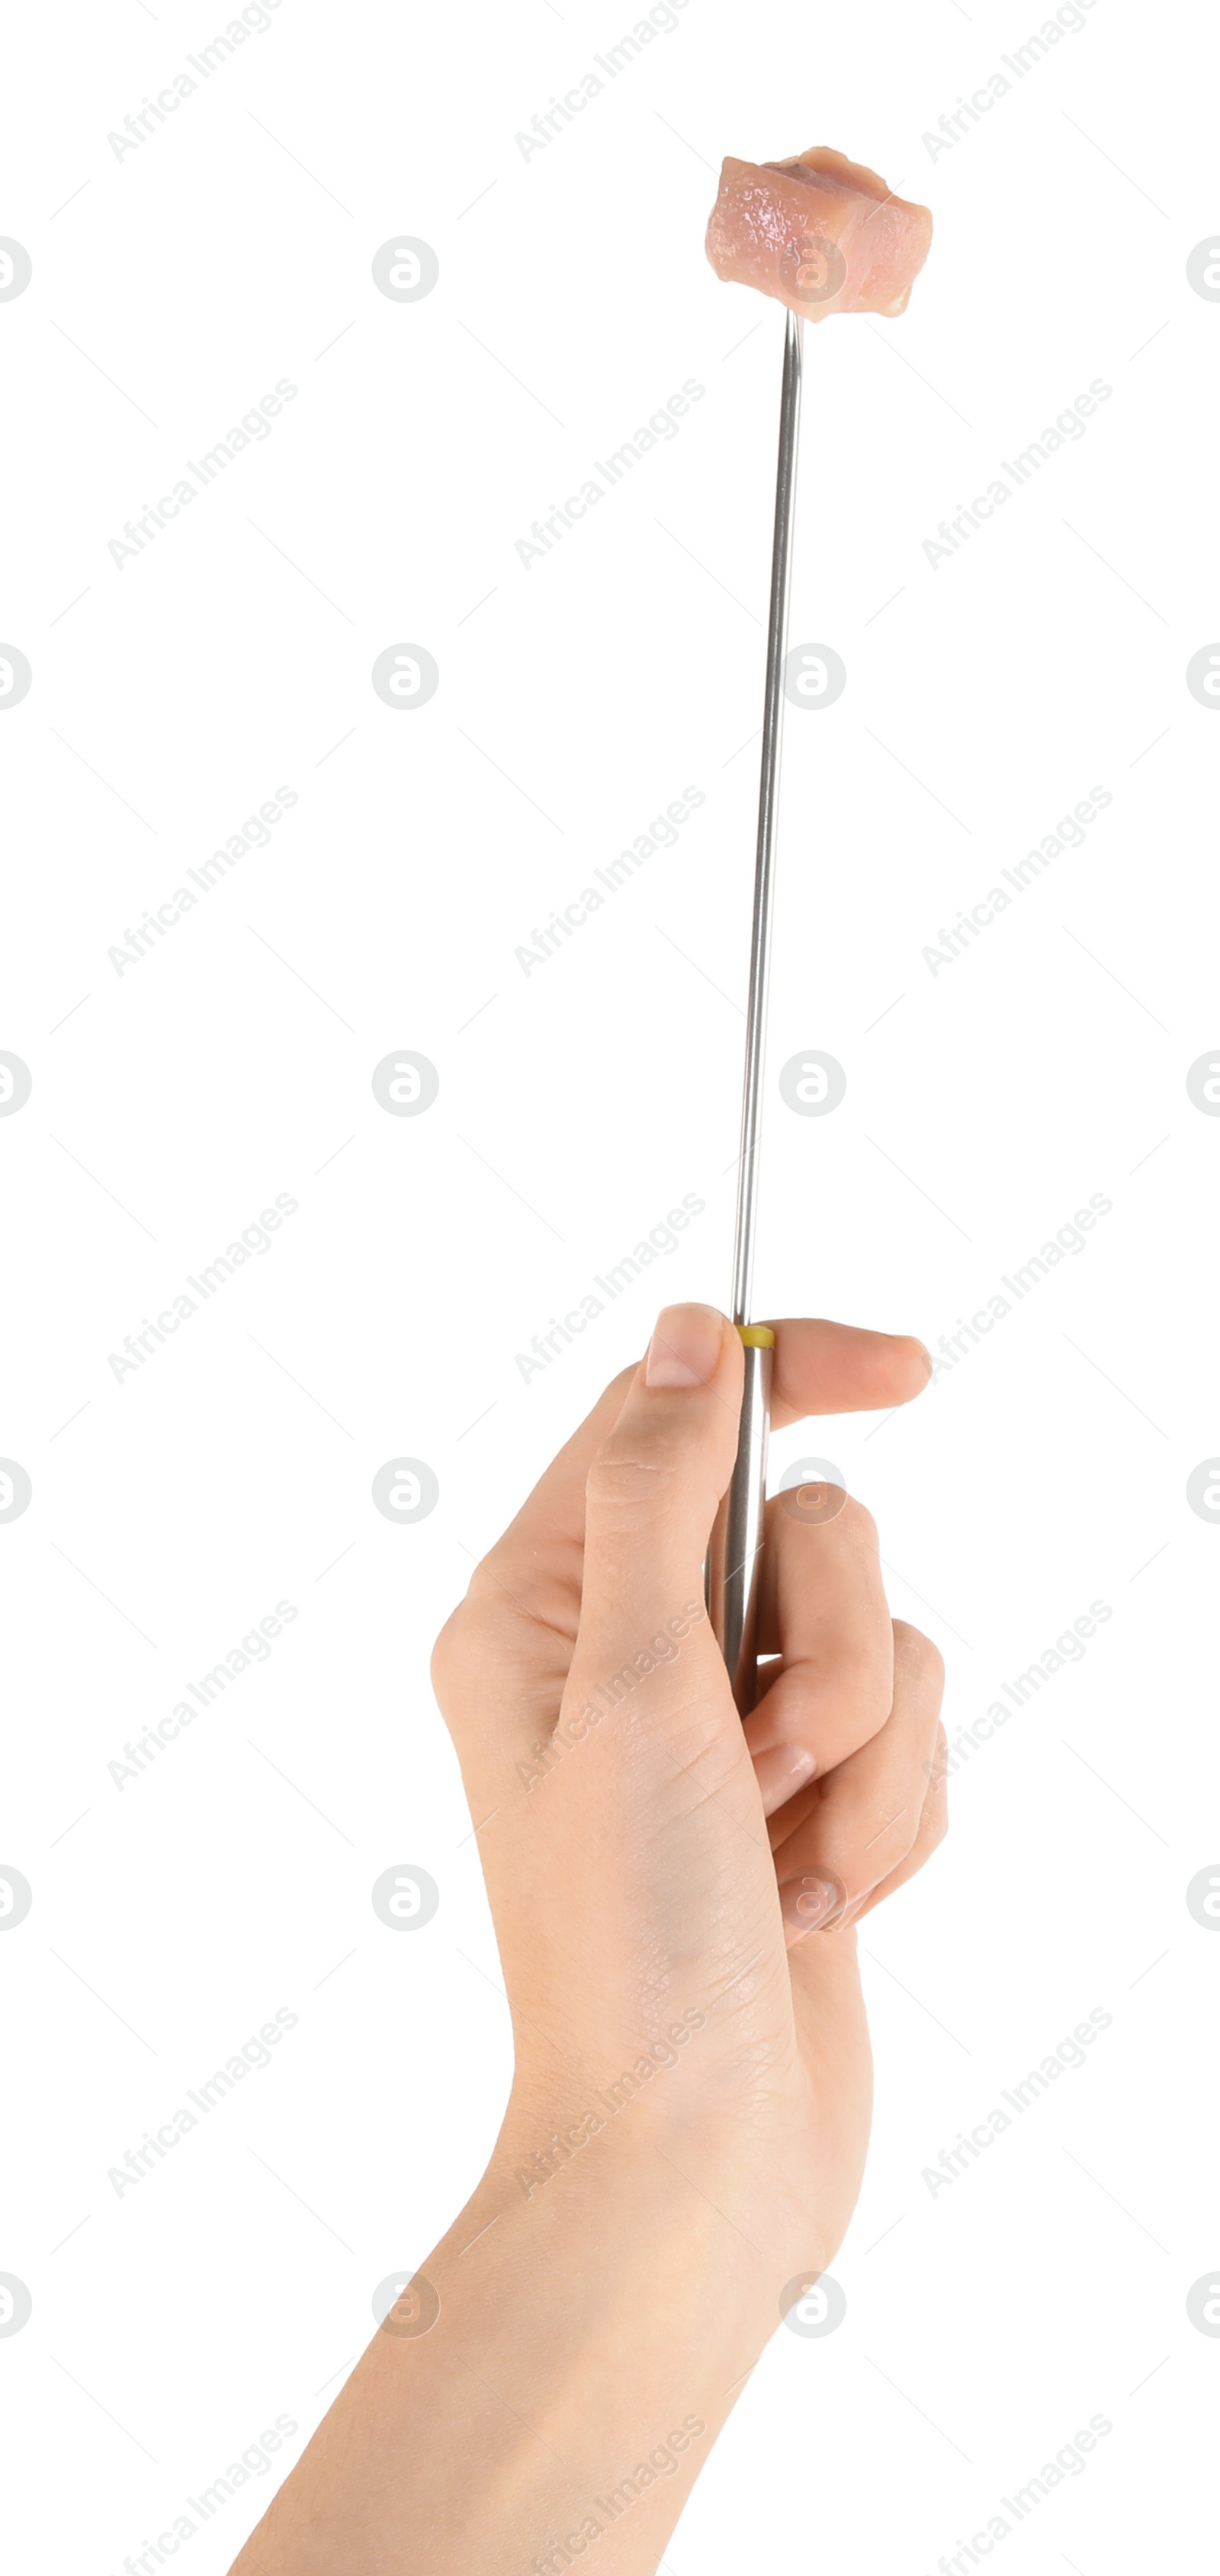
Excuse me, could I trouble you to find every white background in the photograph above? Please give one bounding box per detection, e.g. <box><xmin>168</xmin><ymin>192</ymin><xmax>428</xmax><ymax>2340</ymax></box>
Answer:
<box><xmin>2</xmin><ymin>0</ymin><xmax>1218</xmax><ymax>2568</ymax></box>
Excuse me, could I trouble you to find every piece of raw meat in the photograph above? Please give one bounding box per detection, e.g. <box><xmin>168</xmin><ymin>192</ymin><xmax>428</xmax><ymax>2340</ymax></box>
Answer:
<box><xmin>705</xmin><ymin>145</ymin><xmax>932</xmax><ymax>321</ymax></box>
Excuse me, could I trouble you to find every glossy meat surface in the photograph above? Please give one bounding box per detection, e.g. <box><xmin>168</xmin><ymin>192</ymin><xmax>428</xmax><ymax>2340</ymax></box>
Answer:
<box><xmin>706</xmin><ymin>145</ymin><xmax>933</xmax><ymax>321</ymax></box>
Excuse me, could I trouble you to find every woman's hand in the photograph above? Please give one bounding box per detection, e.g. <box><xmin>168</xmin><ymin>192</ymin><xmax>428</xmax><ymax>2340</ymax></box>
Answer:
<box><xmin>436</xmin><ymin>1302</ymin><xmax>946</xmax><ymax>2264</ymax></box>
<box><xmin>232</xmin><ymin>1306</ymin><xmax>947</xmax><ymax>2576</ymax></box>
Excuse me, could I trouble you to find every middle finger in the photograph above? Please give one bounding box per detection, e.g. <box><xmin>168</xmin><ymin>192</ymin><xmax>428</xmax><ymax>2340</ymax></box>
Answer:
<box><xmin>743</xmin><ymin>1485</ymin><xmax>894</xmax><ymax>1814</ymax></box>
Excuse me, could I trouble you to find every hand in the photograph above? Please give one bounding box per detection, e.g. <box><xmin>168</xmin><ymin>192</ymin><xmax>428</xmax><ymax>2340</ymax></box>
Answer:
<box><xmin>231</xmin><ymin>1304</ymin><xmax>947</xmax><ymax>2576</ymax></box>
<box><xmin>435</xmin><ymin>1302</ymin><xmax>947</xmax><ymax>2270</ymax></box>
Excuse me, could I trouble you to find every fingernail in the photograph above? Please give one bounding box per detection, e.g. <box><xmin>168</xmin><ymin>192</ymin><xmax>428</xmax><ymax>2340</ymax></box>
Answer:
<box><xmin>779</xmin><ymin>1869</ymin><xmax>846</xmax><ymax>1943</ymax></box>
<box><xmin>753</xmin><ymin>1743</ymin><xmax>817</xmax><ymax>1817</ymax></box>
<box><xmin>644</xmin><ymin>1304</ymin><xmax>724</xmax><ymax>1389</ymax></box>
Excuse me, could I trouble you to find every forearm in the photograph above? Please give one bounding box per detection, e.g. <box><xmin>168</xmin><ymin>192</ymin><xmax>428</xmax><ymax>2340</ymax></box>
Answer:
<box><xmin>232</xmin><ymin>2108</ymin><xmax>779</xmax><ymax>2576</ymax></box>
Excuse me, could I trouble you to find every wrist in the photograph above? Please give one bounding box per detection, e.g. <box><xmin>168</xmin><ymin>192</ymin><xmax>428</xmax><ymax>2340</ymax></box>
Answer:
<box><xmin>490</xmin><ymin>2050</ymin><xmax>840</xmax><ymax>2286</ymax></box>
<box><xmin>445</xmin><ymin>2126</ymin><xmax>777</xmax><ymax>2455</ymax></box>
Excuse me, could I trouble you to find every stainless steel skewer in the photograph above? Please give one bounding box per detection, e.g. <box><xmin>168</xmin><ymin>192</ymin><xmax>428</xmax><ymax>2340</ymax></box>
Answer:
<box><xmin>708</xmin><ymin>306</ymin><xmax>804</xmax><ymax>1715</ymax></box>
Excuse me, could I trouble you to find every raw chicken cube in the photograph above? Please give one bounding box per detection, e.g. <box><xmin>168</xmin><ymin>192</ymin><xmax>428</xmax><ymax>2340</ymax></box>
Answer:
<box><xmin>706</xmin><ymin>145</ymin><xmax>932</xmax><ymax>321</ymax></box>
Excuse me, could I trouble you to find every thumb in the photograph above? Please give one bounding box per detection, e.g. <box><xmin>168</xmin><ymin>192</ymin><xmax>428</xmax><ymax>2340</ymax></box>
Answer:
<box><xmin>573</xmin><ymin>1304</ymin><xmax>743</xmax><ymax>1689</ymax></box>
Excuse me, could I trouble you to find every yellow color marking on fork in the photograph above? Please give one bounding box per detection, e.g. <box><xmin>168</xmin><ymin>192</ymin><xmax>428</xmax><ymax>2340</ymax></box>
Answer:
<box><xmin>736</xmin><ymin>1326</ymin><xmax>775</xmax><ymax>1348</ymax></box>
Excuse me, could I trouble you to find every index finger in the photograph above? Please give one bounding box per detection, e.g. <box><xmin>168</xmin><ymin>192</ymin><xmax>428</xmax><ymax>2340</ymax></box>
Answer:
<box><xmin>766</xmin><ymin>1317</ymin><xmax>930</xmax><ymax>1428</ymax></box>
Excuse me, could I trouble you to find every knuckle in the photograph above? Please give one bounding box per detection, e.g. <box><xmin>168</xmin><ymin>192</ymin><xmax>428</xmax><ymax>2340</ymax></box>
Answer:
<box><xmin>840</xmin><ymin>1494</ymin><xmax>879</xmax><ymax>1552</ymax></box>
<box><xmin>893</xmin><ymin>1618</ymin><xmax>946</xmax><ymax>1698</ymax></box>
<box><xmin>923</xmin><ymin>1793</ymin><xmax>950</xmax><ymax>1853</ymax></box>
<box><xmin>432</xmin><ymin>1551</ymin><xmax>579</xmax><ymax>1729</ymax></box>
<box><xmin>921</xmin><ymin>1728</ymin><xmax>951</xmax><ymax>1842</ymax></box>
<box><xmin>430</xmin><ymin>1585</ymin><xmax>502</xmax><ymax>1709</ymax></box>
<box><xmin>585</xmin><ymin>1431</ymin><xmax>681</xmax><ymax>1517</ymax></box>
<box><xmin>829</xmin><ymin>1649</ymin><xmax>893</xmax><ymax>1744</ymax></box>
<box><xmin>429</xmin><ymin>1599</ymin><xmax>477</xmax><ymax>1710</ymax></box>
